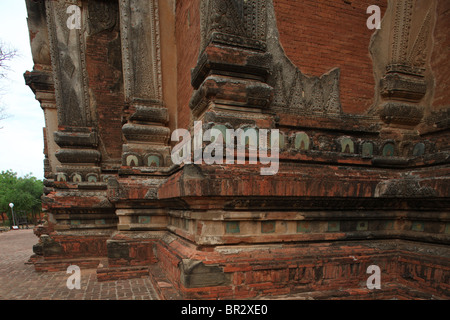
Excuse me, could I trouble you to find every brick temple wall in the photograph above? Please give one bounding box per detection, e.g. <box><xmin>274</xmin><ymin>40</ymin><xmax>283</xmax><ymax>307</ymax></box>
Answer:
<box><xmin>24</xmin><ymin>0</ymin><xmax>449</xmax><ymax>300</ymax></box>
<box><xmin>431</xmin><ymin>0</ymin><xmax>450</xmax><ymax>109</ymax></box>
<box><xmin>176</xmin><ymin>0</ymin><xmax>201</xmax><ymax>130</ymax></box>
<box><xmin>85</xmin><ymin>13</ymin><xmax>124</xmax><ymax>164</ymax></box>
<box><xmin>273</xmin><ymin>0</ymin><xmax>388</xmax><ymax>114</ymax></box>
<box><xmin>154</xmin><ymin>235</ymin><xmax>449</xmax><ymax>300</ymax></box>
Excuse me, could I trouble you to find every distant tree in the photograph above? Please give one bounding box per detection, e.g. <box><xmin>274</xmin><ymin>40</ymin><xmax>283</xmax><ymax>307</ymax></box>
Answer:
<box><xmin>0</xmin><ymin>41</ymin><xmax>17</xmax><ymax>127</ymax></box>
<box><xmin>0</xmin><ymin>170</ymin><xmax>43</xmax><ymax>227</ymax></box>
<box><xmin>0</xmin><ymin>41</ymin><xmax>17</xmax><ymax>78</ymax></box>
<box><xmin>0</xmin><ymin>105</ymin><xmax>7</xmax><ymax>125</ymax></box>
<box><xmin>0</xmin><ymin>93</ymin><xmax>8</xmax><ymax>128</ymax></box>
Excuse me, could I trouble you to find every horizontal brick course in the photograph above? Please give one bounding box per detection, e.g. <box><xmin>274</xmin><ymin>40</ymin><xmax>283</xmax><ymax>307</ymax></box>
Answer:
<box><xmin>0</xmin><ymin>230</ymin><xmax>158</xmax><ymax>300</ymax></box>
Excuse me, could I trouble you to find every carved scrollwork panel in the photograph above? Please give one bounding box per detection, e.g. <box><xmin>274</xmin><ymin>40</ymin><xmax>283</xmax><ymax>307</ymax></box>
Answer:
<box><xmin>46</xmin><ymin>0</ymin><xmax>91</xmax><ymax>127</ymax></box>
<box><xmin>200</xmin><ymin>0</ymin><xmax>268</xmax><ymax>52</ymax></box>
<box><xmin>119</xmin><ymin>0</ymin><xmax>162</xmax><ymax>103</ymax></box>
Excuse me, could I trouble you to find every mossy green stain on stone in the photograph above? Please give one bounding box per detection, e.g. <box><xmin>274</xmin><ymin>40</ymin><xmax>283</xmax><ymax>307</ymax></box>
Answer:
<box><xmin>294</xmin><ymin>132</ymin><xmax>310</xmax><ymax>151</ymax></box>
<box><xmin>139</xmin><ymin>216</ymin><xmax>151</xmax><ymax>224</ymax></box>
<box><xmin>411</xmin><ymin>221</ymin><xmax>425</xmax><ymax>232</ymax></box>
<box><xmin>211</xmin><ymin>124</ymin><xmax>228</xmax><ymax>143</ymax></box>
<box><xmin>383</xmin><ymin>143</ymin><xmax>395</xmax><ymax>157</ymax></box>
<box><xmin>297</xmin><ymin>221</ymin><xmax>312</xmax><ymax>233</ymax></box>
<box><xmin>384</xmin><ymin>220</ymin><xmax>395</xmax><ymax>230</ymax></box>
<box><xmin>261</xmin><ymin>221</ymin><xmax>276</xmax><ymax>234</ymax></box>
<box><xmin>226</xmin><ymin>221</ymin><xmax>240</xmax><ymax>234</ymax></box>
<box><xmin>413</xmin><ymin>143</ymin><xmax>425</xmax><ymax>157</ymax></box>
<box><xmin>72</xmin><ymin>173</ymin><xmax>82</xmax><ymax>183</ymax></box>
<box><xmin>327</xmin><ymin>221</ymin><xmax>340</xmax><ymax>232</ymax></box>
<box><xmin>340</xmin><ymin>137</ymin><xmax>354</xmax><ymax>153</ymax></box>
<box><xmin>87</xmin><ymin>175</ymin><xmax>98</xmax><ymax>182</ymax></box>
<box><xmin>95</xmin><ymin>219</ymin><xmax>106</xmax><ymax>225</ymax></box>
<box><xmin>126</xmin><ymin>155</ymin><xmax>139</xmax><ymax>166</ymax></box>
<box><xmin>147</xmin><ymin>155</ymin><xmax>160</xmax><ymax>167</ymax></box>
<box><xmin>362</xmin><ymin>142</ymin><xmax>374</xmax><ymax>158</ymax></box>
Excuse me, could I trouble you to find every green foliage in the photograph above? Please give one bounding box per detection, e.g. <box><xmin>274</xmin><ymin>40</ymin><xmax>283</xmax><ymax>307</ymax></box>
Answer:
<box><xmin>0</xmin><ymin>170</ymin><xmax>43</xmax><ymax>224</ymax></box>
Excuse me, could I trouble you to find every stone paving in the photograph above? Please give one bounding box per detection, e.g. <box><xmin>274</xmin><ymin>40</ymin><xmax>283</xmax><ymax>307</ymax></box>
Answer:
<box><xmin>0</xmin><ymin>229</ymin><xmax>159</xmax><ymax>300</ymax></box>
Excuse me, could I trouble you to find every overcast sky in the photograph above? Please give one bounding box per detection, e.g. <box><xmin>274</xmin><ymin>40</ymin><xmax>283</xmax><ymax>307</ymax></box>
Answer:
<box><xmin>0</xmin><ymin>1</ymin><xmax>45</xmax><ymax>180</ymax></box>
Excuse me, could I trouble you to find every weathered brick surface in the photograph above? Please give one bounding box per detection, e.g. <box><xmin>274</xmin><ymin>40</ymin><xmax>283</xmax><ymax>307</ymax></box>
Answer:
<box><xmin>273</xmin><ymin>0</ymin><xmax>387</xmax><ymax>114</ymax></box>
<box><xmin>107</xmin><ymin>240</ymin><xmax>158</xmax><ymax>268</ymax></box>
<box><xmin>85</xmin><ymin>23</ymin><xmax>124</xmax><ymax>163</ymax></box>
<box><xmin>154</xmin><ymin>235</ymin><xmax>449</xmax><ymax>300</ymax></box>
<box><xmin>24</xmin><ymin>0</ymin><xmax>449</xmax><ymax>301</ymax></box>
<box><xmin>0</xmin><ymin>230</ymin><xmax>158</xmax><ymax>300</ymax></box>
<box><xmin>176</xmin><ymin>0</ymin><xmax>201</xmax><ymax>130</ymax></box>
<box><xmin>50</xmin><ymin>234</ymin><xmax>109</xmax><ymax>258</ymax></box>
<box><xmin>431</xmin><ymin>0</ymin><xmax>450</xmax><ymax>109</ymax></box>
<box><xmin>97</xmin><ymin>263</ymin><xmax>151</xmax><ymax>282</ymax></box>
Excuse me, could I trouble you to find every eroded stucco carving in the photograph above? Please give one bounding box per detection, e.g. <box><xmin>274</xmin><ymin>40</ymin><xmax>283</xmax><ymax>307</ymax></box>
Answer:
<box><xmin>46</xmin><ymin>0</ymin><xmax>91</xmax><ymax>127</ymax></box>
<box><xmin>119</xmin><ymin>0</ymin><xmax>162</xmax><ymax>102</ymax></box>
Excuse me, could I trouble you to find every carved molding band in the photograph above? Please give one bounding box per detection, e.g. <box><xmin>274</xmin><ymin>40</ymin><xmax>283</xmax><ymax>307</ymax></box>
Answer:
<box><xmin>119</xmin><ymin>0</ymin><xmax>162</xmax><ymax>102</ymax></box>
<box><xmin>377</xmin><ymin>0</ymin><xmax>436</xmax><ymax>128</ymax></box>
<box><xmin>380</xmin><ymin>102</ymin><xmax>425</xmax><ymax>126</ymax></box>
<box><xmin>380</xmin><ymin>72</ymin><xmax>427</xmax><ymax>102</ymax></box>
<box><xmin>200</xmin><ymin>0</ymin><xmax>268</xmax><ymax>52</ymax></box>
